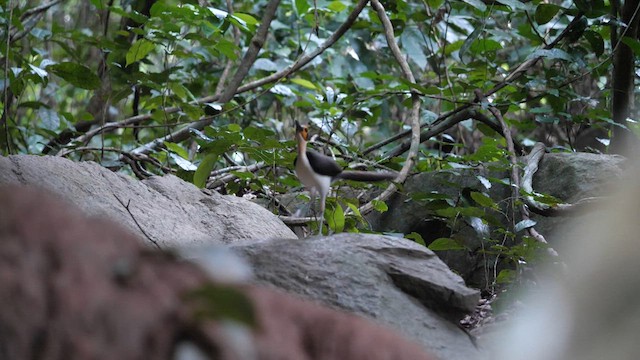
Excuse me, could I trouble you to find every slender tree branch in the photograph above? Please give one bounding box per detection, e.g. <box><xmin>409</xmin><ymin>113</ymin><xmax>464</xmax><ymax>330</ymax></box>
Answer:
<box><xmin>478</xmin><ymin>97</ymin><xmax>558</xmax><ymax>256</ymax></box>
<box><xmin>57</xmin><ymin>0</ymin><xmax>370</xmax><ymax>156</ymax></box>
<box><xmin>474</xmin><ymin>89</ymin><xmax>519</xmax><ymax>205</ymax></box>
<box><xmin>20</xmin><ymin>0</ymin><xmax>62</xmax><ymax>21</ymax></box>
<box><xmin>9</xmin><ymin>0</ymin><xmax>63</xmax><ymax>43</ymax></box>
<box><xmin>357</xmin><ymin>0</ymin><xmax>421</xmax><ymax>216</ymax></box>
<box><xmin>125</xmin><ymin>0</ymin><xmax>281</xmax><ymax>157</ymax></box>
<box><xmin>366</xmin><ymin>13</ymin><xmax>585</xmax><ymax>159</ymax></box>
<box><xmin>380</xmin><ymin>108</ymin><xmax>524</xmax><ymax>160</ymax></box>
<box><xmin>219</xmin><ymin>0</ymin><xmax>281</xmax><ymax>104</ymax></box>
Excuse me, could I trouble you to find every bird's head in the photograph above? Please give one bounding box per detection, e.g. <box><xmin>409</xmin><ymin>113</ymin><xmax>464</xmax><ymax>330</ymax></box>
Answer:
<box><xmin>295</xmin><ymin>121</ymin><xmax>309</xmax><ymax>142</ymax></box>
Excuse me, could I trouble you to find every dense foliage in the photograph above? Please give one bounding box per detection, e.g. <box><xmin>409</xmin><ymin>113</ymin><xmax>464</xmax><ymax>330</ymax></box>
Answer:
<box><xmin>1</xmin><ymin>0</ymin><xmax>637</xmax><ymax>289</ymax></box>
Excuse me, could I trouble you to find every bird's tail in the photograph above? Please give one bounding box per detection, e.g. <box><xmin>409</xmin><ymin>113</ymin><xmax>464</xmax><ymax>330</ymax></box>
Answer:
<box><xmin>336</xmin><ymin>170</ymin><xmax>397</xmax><ymax>182</ymax></box>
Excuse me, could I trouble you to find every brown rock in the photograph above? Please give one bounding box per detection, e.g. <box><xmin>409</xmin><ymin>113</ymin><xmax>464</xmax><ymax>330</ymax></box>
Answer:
<box><xmin>0</xmin><ymin>185</ymin><xmax>433</xmax><ymax>360</ymax></box>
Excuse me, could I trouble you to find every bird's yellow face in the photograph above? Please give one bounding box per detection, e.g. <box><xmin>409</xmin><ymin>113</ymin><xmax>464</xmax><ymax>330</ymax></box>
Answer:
<box><xmin>295</xmin><ymin>121</ymin><xmax>309</xmax><ymax>141</ymax></box>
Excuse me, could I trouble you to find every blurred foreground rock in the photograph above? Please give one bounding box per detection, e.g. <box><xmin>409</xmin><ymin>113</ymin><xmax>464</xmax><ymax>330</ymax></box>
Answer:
<box><xmin>0</xmin><ymin>185</ymin><xmax>434</xmax><ymax>360</ymax></box>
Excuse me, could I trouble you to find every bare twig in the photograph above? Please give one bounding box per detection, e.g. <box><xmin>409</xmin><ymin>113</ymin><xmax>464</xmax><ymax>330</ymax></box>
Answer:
<box><xmin>218</xmin><ymin>0</ymin><xmax>281</xmax><ymax>104</ymax></box>
<box><xmin>59</xmin><ymin>146</ymin><xmax>174</xmax><ymax>178</ymax></box>
<box><xmin>206</xmin><ymin>162</ymin><xmax>268</xmax><ymax>189</ymax></box>
<box><xmin>518</xmin><ymin>142</ymin><xmax>557</xmax><ymax>256</ymax></box>
<box><xmin>113</xmin><ymin>194</ymin><xmax>162</xmax><ymax>249</ymax></box>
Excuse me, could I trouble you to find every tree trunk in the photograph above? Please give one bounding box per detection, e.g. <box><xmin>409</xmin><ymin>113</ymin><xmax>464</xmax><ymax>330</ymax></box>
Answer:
<box><xmin>610</xmin><ymin>0</ymin><xmax>640</xmax><ymax>154</ymax></box>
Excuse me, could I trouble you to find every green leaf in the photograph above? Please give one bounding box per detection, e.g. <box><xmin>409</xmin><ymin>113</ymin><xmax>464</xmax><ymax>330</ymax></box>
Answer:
<box><xmin>169</xmin><ymin>82</ymin><xmax>195</xmax><ymax>101</ymax></box>
<box><xmin>327</xmin><ymin>1</ymin><xmax>347</xmax><ymax>12</ymax></box>
<box><xmin>461</xmin><ymin>0</ymin><xmax>486</xmax><ymax>12</ymax></box>
<box><xmin>326</xmin><ymin>204</ymin><xmax>345</xmax><ymax>233</ymax></box>
<box><xmin>126</xmin><ymin>39</ymin><xmax>156</xmax><ymax>67</ymax></box>
<box><xmin>584</xmin><ymin>30</ymin><xmax>604</xmax><ymax>57</ymax></box>
<box><xmin>295</xmin><ymin>0</ymin><xmax>310</xmax><ymax>16</ymax></box>
<box><xmin>495</xmin><ymin>0</ymin><xmax>530</xmax><ymax>10</ymax></box>
<box><xmin>233</xmin><ymin>13</ymin><xmax>259</xmax><ymax>25</ymax></box>
<box><xmin>372</xmin><ymin>200</ymin><xmax>388</xmax><ymax>213</ymax></box>
<box><xmin>194</xmin><ymin>153</ymin><xmax>217</xmax><ymax>188</ymax></box>
<box><xmin>346</xmin><ymin>203</ymin><xmax>363</xmax><ymax>219</ymax></box>
<box><xmin>428</xmin><ymin>237</ymin><xmax>466</xmax><ymax>251</ymax></box>
<box><xmin>38</xmin><ymin>107</ymin><xmax>60</xmax><ymax>131</ymax></box>
<box><xmin>290</xmin><ymin>78</ymin><xmax>317</xmax><ymax>90</ymax></box>
<box><xmin>514</xmin><ymin>219</ymin><xmax>537</xmax><ymax>233</ymax></box>
<box><xmin>436</xmin><ymin>206</ymin><xmax>484</xmax><ymax>218</ymax></box>
<box><xmin>496</xmin><ymin>269</ymin><xmax>516</xmax><ymax>284</ymax></box>
<box><xmin>47</xmin><ymin>62</ymin><xmax>100</xmax><ymax>90</ymax></box>
<box><xmin>187</xmin><ymin>284</ymin><xmax>256</xmax><ymax>326</ymax></box>
<box><xmin>621</xmin><ymin>36</ymin><xmax>640</xmax><ymax>57</ymax></box>
<box><xmin>470</xmin><ymin>191</ymin><xmax>497</xmax><ymax>209</ymax></box>
<box><xmin>460</xmin><ymin>27</ymin><xmax>481</xmax><ymax>62</ymax></box>
<box><xmin>469</xmin><ymin>39</ymin><xmax>502</xmax><ymax>53</ymax></box>
<box><xmin>535</xmin><ymin>4</ymin><xmax>560</xmax><ymax>25</ymax></box>
<box><xmin>405</xmin><ymin>232</ymin><xmax>426</xmax><ymax>246</ymax></box>
<box><xmin>215</xmin><ymin>38</ymin><xmax>239</xmax><ymax>60</ymax></box>
<box><xmin>401</xmin><ymin>27</ymin><xmax>427</xmax><ymax>69</ymax></box>
<box><xmin>477</xmin><ymin>175</ymin><xmax>492</xmax><ymax>190</ymax></box>
<box><xmin>169</xmin><ymin>153</ymin><xmax>197</xmax><ymax>171</ymax></box>
<box><xmin>527</xmin><ymin>48</ymin><xmax>573</xmax><ymax>61</ymax></box>
<box><xmin>164</xmin><ymin>142</ymin><xmax>189</xmax><ymax>159</ymax></box>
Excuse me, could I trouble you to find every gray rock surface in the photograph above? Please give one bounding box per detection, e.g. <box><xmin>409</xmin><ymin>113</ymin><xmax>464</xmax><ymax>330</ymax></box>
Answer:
<box><xmin>368</xmin><ymin>152</ymin><xmax>627</xmax><ymax>289</ymax></box>
<box><xmin>0</xmin><ymin>155</ymin><xmax>296</xmax><ymax>247</ymax></box>
<box><xmin>0</xmin><ymin>154</ymin><xmax>484</xmax><ymax>360</ymax></box>
<box><xmin>233</xmin><ymin>233</ymin><xmax>481</xmax><ymax>360</ymax></box>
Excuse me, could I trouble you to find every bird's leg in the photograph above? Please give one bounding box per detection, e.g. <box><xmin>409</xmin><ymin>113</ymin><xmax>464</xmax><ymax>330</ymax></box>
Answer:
<box><xmin>317</xmin><ymin>191</ymin><xmax>328</xmax><ymax>235</ymax></box>
<box><xmin>307</xmin><ymin>188</ymin><xmax>317</xmax><ymax>217</ymax></box>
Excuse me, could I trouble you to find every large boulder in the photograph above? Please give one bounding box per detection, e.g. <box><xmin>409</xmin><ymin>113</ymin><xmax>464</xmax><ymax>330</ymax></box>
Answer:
<box><xmin>0</xmin><ymin>185</ymin><xmax>434</xmax><ymax>360</ymax></box>
<box><xmin>368</xmin><ymin>152</ymin><xmax>627</xmax><ymax>288</ymax></box>
<box><xmin>0</xmin><ymin>155</ymin><xmax>296</xmax><ymax>247</ymax></box>
<box><xmin>0</xmin><ymin>154</ymin><xmax>481</xmax><ymax>360</ymax></box>
<box><xmin>233</xmin><ymin>234</ymin><xmax>481</xmax><ymax>360</ymax></box>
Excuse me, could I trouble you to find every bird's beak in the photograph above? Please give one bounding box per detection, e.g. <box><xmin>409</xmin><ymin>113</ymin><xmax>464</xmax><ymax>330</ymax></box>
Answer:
<box><xmin>295</xmin><ymin>121</ymin><xmax>308</xmax><ymax>141</ymax></box>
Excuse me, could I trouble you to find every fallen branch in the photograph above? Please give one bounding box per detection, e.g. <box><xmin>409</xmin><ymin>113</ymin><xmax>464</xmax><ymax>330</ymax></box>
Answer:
<box><xmin>521</xmin><ymin>142</ymin><xmax>602</xmax><ymax>217</ymax></box>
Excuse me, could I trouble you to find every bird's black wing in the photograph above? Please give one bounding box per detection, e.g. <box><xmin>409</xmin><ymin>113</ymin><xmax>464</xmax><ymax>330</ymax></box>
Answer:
<box><xmin>305</xmin><ymin>150</ymin><xmax>343</xmax><ymax>177</ymax></box>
